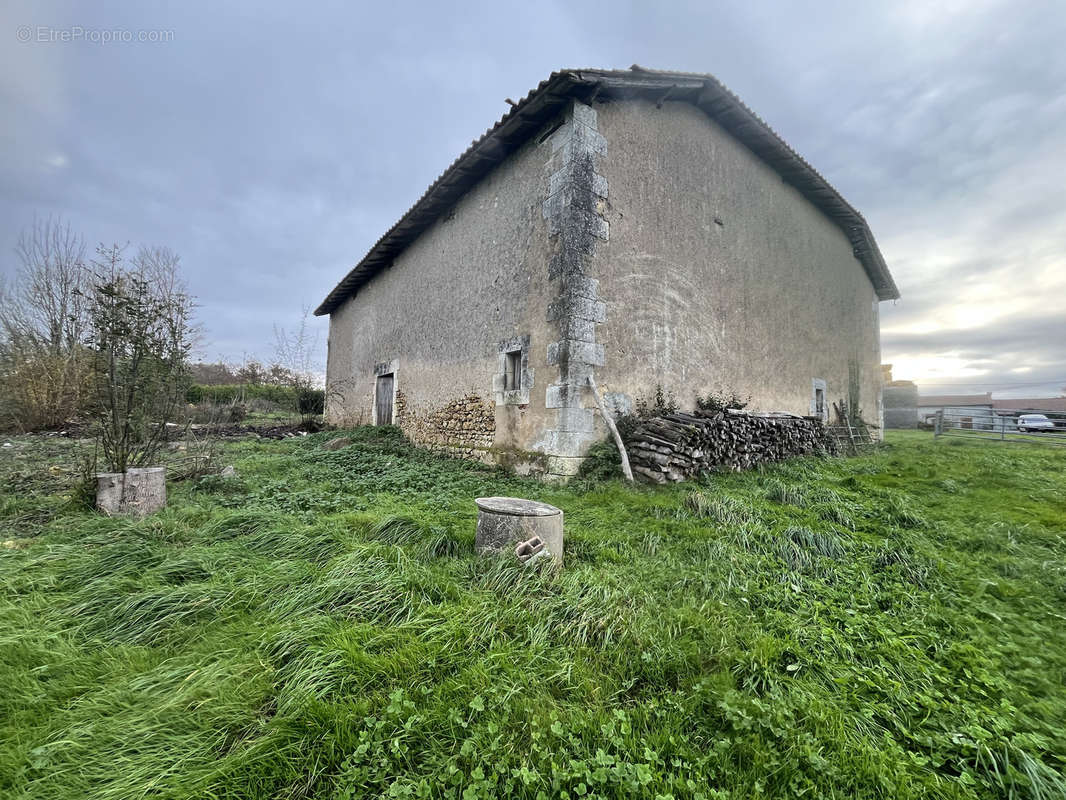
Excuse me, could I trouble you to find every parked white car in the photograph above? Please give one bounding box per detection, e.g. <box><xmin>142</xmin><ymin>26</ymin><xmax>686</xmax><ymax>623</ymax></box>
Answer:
<box><xmin>1016</xmin><ymin>414</ymin><xmax>1056</xmax><ymax>433</ymax></box>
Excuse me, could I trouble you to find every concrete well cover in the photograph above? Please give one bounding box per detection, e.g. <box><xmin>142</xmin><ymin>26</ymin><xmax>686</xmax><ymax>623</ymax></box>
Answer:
<box><xmin>474</xmin><ymin>497</ymin><xmax>562</xmax><ymax>517</ymax></box>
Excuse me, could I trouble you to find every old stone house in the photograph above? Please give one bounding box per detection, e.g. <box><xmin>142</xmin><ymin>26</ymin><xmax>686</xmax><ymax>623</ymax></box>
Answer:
<box><xmin>316</xmin><ymin>66</ymin><xmax>900</xmax><ymax>477</ymax></box>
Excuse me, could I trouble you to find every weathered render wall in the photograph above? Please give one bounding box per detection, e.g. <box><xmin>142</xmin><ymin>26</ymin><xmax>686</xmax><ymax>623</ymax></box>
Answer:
<box><xmin>327</xmin><ymin>101</ymin><xmax>618</xmax><ymax>475</ymax></box>
<box><xmin>326</xmin><ymin>130</ymin><xmax>559</xmax><ymax>465</ymax></box>
<box><xmin>591</xmin><ymin>99</ymin><xmax>884</xmax><ymax>430</ymax></box>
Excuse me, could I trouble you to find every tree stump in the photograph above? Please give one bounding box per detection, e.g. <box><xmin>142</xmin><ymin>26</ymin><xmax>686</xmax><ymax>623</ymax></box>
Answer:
<box><xmin>475</xmin><ymin>497</ymin><xmax>564</xmax><ymax>563</ymax></box>
<box><xmin>95</xmin><ymin>467</ymin><xmax>167</xmax><ymax>517</ymax></box>
<box><xmin>95</xmin><ymin>472</ymin><xmax>126</xmax><ymax>516</ymax></box>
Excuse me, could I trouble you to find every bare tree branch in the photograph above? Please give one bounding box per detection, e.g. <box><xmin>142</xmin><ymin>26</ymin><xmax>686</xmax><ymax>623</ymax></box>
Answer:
<box><xmin>0</xmin><ymin>216</ymin><xmax>92</xmax><ymax>430</ymax></box>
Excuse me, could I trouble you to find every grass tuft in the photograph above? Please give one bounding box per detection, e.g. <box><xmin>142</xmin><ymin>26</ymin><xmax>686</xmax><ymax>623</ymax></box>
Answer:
<box><xmin>69</xmin><ymin>582</ymin><xmax>240</xmax><ymax>644</ymax></box>
<box><xmin>200</xmin><ymin>509</ymin><xmax>276</xmax><ymax>540</ymax></box>
<box><xmin>874</xmin><ymin>546</ymin><xmax>933</xmax><ymax>587</ymax></box>
<box><xmin>764</xmin><ymin>478</ymin><xmax>808</xmax><ymax>507</ymax></box>
<box><xmin>882</xmin><ymin>494</ymin><xmax>928</xmax><ymax>528</ymax></box>
<box><xmin>773</xmin><ymin>525</ymin><xmax>845</xmax><ymax>573</ymax></box>
<box><xmin>367</xmin><ymin>514</ymin><xmax>425</xmax><ymax>545</ymax></box>
<box><xmin>685</xmin><ymin>491</ymin><xmax>752</xmax><ymax>526</ymax></box>
<box><xmin>272</xmin><ymin>551</ymin><xmax>419</xmax><ymax>626</ymax></box>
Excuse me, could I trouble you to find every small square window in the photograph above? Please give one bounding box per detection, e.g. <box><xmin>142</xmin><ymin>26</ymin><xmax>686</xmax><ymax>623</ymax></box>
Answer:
<box><xmin>811</xmin><ymin>378</ymin><xmax>828</xmax><ymax>421</ymax></box>
<box><xmin>504</xmin><ymin>350</ymin><xmax>522</xmax><ymax>391</ymax></box>
<box><xmin>495</xmin><ymin>335</ymin><xmax>532</xmax><ymax>406</ymax></box>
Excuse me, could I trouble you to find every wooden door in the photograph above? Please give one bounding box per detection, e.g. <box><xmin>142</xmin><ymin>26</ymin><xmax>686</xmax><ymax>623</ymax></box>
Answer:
<box><xmin>375</xmin><ymin>374</ymin><xmax>394</xmax><ymax>425</ymax></box>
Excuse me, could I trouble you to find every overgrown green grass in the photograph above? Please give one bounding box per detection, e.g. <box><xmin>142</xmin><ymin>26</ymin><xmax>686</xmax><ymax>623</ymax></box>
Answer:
<box><xmin>1</xmin><ymin>428</ymin><xmax>1065</xmax><ymax>799</ymax></box>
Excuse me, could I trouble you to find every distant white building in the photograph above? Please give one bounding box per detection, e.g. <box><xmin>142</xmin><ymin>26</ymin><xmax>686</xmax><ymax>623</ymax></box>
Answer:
<box><xmin>917</xmin><ymin>394</ymin><xmax>1066</xmax><ymax>431</ymax></box>
<box><xmin>917</xmin><ymin>394</ymin><xmax>993</xmax><ymax>428</ymax></box>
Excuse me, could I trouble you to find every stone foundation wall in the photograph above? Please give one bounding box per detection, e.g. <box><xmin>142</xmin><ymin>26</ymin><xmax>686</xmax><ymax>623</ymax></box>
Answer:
<box><xmin>395</xmin><ymin>390</ymin><xmax>496</xmax><ymax>458</ymax></box>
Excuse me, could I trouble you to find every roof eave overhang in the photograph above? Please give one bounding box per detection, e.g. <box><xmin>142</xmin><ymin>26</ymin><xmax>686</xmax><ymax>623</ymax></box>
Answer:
<box><xmin>315</xmin><ymin>69</ymin><xmax>899</xmax><ymax>316</ymax></box>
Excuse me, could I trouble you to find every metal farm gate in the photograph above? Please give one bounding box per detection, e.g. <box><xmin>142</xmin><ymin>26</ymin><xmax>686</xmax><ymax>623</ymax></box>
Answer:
<box><xmin>934</xmin><ymin>406</ymin><xmax>1066</xmax><ymax>446</ymax></box>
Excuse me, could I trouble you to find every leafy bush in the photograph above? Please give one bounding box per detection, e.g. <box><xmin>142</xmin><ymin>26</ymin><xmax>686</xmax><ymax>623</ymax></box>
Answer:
<box><xmin>634</xmin><ymin>384</ymin><xmax>678</xmax><ymax>418</ymax></box>
<box><xmin>581</xmin><ymin>384</ymin><xmax>680</xmax><ymax>478</ymax></box>
<box><xmin>695</xmin><ymin>390</ymin><xmax>750</xmax><ymax>414</ymax></box>
<box><xmin>576</xmin><ymin>439</ymin><xmax>625</xmax><ymax>481</ymax></box>
<box><xmin>297</xmin><ymin>387</ymin><xmax>325</xmax><ymax>416</ymax></box>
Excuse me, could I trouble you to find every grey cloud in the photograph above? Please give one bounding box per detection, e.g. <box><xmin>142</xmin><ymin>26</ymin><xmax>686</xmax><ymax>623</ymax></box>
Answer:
<box><xmin>1</xmin><ymin>0</ymin><xmax>1063</xmax><ymax>393</ymax></box>
<box><xmin>884</xmin><ymin>313</ymin><xmax>1065</xmax><ymax>354</ymax></box>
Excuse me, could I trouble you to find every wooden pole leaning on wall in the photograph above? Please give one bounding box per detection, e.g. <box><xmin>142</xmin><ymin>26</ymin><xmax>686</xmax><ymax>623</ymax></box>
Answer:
<box><xmin>587</xmin><ymin>375</ymin><xmax>635</xmax><ymax>483</ymax></box>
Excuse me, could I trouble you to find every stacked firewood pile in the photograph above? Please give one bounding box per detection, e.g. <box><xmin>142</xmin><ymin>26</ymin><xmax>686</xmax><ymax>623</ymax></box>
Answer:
<box><xmin>626</xmin><ymin>409</ymin><xmax>836</xmax><ymax>483</ymax></box>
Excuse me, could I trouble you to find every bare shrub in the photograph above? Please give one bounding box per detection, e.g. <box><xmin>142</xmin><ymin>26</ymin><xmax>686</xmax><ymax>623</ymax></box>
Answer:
<box><xmin>273</xmin><ymin>307</ymin><xmax>323</xmax><ymax>428</ymax></box>
<box><xmin>0</xmin><ymin>217</ymin><xmax>92</xmax><ymax>430</ymax></box>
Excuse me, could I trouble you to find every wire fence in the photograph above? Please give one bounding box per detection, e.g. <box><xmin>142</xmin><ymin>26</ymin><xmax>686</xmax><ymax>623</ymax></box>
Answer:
<box><xmin>933</xmin><ymin>407</ymin><xmax>1066</xmax><ymax>446</ymax></box>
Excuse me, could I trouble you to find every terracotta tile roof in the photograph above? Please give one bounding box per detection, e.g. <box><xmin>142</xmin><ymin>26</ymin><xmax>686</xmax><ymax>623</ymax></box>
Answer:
<box><xmin>315</xmin><ymin>65</ymin><xmax>899</xmax><ymax>315</ymax></box>
<box><xmin>993</xmin><ymin>397</ymin><xmax>1066</xmax><ymax>412</ymax></box>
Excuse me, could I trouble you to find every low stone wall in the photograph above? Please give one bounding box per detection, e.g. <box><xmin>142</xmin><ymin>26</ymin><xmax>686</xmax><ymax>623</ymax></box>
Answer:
<box><xmin>395</xmin><ymin>390</ymin><xmax>496</xmax><ymax>458</ymax></box>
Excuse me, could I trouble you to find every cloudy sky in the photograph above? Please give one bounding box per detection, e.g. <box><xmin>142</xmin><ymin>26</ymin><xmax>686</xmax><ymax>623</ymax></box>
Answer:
<box><xmin>2</xmin><ymin>0</ymin><xmax>1064</xmax><ymax>397</ymax></box>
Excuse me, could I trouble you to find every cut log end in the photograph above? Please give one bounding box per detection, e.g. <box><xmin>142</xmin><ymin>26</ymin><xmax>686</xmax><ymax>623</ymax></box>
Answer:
<box><xmin>96</xmin><ymin>467</ymin><xmax>167</xmax><ymax>517</ymax></box>
<box><xmin>626</xmin><ymin>412</ymin><xmax>836</xmax><ymax>483</ymax></box>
